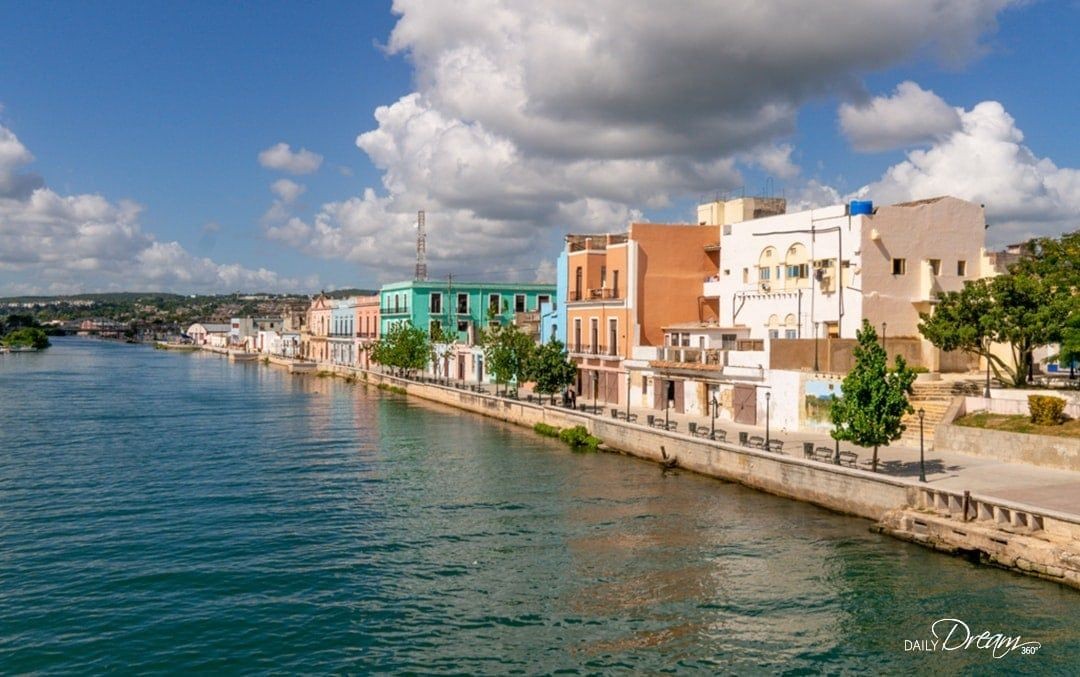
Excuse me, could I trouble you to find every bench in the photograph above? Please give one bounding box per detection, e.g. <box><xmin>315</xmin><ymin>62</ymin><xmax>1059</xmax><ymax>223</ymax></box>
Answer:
<box><xmin>691</xmin><ymin>423</ymin><xmax>713</xmax><ymax>439</ymax></box>
<box><xmin>627</xmin><ymin>413</ymin><xmax>638</xmax><ymax>423</ymax></box>
<box><xmin>746</xmin><ymin>435</ymin><xmax>765</xmax><ymax>449</ymax></box>
<box><xmin>712</xmin><ymin>429</ymin><xmax>727</xmax><ymax>442</ymax></box>
<box><xmin>839</xmin><ymin>451</ymin><xmax>859</xmax><ymax>468</ymax></box>
<box><xmin>813</xmin><ymin>446</ymin><xmax>835</xmax><ymax>463</ymax></box>
<box><xmin>767</xmin><ymin>439</ymin><xmax>784</xmax><ymax>454</ymax></box>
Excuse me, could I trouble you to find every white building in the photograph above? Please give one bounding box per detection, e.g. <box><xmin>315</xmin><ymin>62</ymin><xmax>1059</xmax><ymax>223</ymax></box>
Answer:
<box><xmin>186</xmin><ymin>322</ymin><xmax>230</xmax><ymax>346</ymax></box>
<box><xmin>703</xmin><ymin>195</ymin><xmax>989</xmax><ymax>355</ymax></box>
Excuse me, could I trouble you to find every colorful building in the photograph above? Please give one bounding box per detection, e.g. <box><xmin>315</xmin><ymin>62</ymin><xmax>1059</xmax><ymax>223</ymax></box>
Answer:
<box><xmin>329</xmin><ymin>299</ymin><xmax>356</xmax><ymax>366</ymax></box>
<box><xmin>354</xmin><ymin>294</ymin><xmax>380</xmax><ymax>369</ymax></box>
<box><xmin>563</xmin><ymin>223</ymin><xmax>719</xmax><ymax>407</ymax></box>
<box><xmin>301</xmin><ymin>294</ymin><xmax>332</xmax><ymax>362</ymax></box>
<box><xmin>379</xmin><ymin>280</ymin><xmax>555</xmax><ymax>382</ymax></box>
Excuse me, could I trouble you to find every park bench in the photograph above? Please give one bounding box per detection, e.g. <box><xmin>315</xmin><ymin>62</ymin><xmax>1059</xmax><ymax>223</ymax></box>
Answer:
<box><xmin>813</xmin><ymin>446</ymin><xmax>835</xmax><ymax>463</ymax></box>
<box><xmin>767</xmin><ymin>439</ymin><xmax>784</xmax><ymax>454</ymax></box>
<box><xmin>839</xmin><ymin>451</ymin><xmax>859</xmax><ymax>468</ymax></box>
<box><xmin>747</xmin><ymin>435</ymin><xmax>765</xmax><ymax>449</ymax></box>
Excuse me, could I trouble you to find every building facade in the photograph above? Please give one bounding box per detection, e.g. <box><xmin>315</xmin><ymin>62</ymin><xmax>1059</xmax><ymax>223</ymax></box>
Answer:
<box><xmin>302</xmin><ymin>294</ymin><xmax>332</xmax><ymax>362</ymax></box>
<box><xmin>329</xmin><ymin>299</ymin><xmax>356</xmax><ymax>366</ymax></box>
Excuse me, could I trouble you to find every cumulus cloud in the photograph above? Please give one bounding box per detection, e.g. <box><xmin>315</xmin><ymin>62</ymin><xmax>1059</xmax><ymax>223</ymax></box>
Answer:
<box><xmin>266</xmin><ymin>1</ymin><xmax>1015</xmax><ymax>280</ymax></box>
<box><xmin>840</xmin><ymin>81</ymin><xmax>962</xmax><ymax>152</ymax></box>
<box><xmin>0</xmin><ymin>123</ymin><xmax>315</xmax><ymax>295</ymax></box>
<box><xmin>257</xmin><ymin>142</ymin><xmax>323</xmax><ymax>175</ymax></box>
<box><xmin>271</xmin><ymin>178</ymin><xmax>305</xmax><ymax>204</ymax></box>
<box><xmin>850</xmin><ymin>98</ymin><xmax>1080</xmax><ymax>243</ymax></box>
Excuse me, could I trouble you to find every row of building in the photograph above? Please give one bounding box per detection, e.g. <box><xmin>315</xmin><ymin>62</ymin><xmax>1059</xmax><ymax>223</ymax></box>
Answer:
<box><xmin>190</xmin><ymin>194</ymin><xmax>1012</xmax><ymax>433</ymax></box>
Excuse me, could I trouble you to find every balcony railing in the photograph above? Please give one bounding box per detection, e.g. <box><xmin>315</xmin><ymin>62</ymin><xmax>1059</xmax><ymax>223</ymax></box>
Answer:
<box><xmin>356</xmin><ymin>332</ymin><xmax>378</xmax><ymax>339</ymax></box>
<box><xmin>380</xmin><ymin>307</ymin><xmax>409</xmax><ymax>315</ymax></box>
<box><xmin>568</xmin><ymin>344</ymin><xmax>619</xmax><ymax>357</ymax></box>
<box><xmin>568</xmin><ymin>289</ymin><xmax>621</xmax><ymax>302</ymax></box>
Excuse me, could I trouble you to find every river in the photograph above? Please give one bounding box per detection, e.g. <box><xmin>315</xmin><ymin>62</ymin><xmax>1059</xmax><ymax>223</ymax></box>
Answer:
<box><xmin>1</xmin><ymin>338</ymin><xmax>1076</xmax><ymax>673</ymax></box>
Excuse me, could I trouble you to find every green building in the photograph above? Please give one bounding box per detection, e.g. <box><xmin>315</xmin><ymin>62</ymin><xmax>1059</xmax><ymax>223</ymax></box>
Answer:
<box><xmin>379</xmin><ymin>280</ymin><xmax>556</xmax><ymax>344</ymax></box>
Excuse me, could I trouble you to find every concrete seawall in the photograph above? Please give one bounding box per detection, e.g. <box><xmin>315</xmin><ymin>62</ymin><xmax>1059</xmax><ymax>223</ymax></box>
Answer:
<box><xmin>267</xmin><ymin>359</ymin><xmax>1080</xmax><ymax>591</ymax></box>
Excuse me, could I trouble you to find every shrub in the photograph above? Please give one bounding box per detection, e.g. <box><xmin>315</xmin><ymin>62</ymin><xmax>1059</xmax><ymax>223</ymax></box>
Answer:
<box><xmin>909</xmin><ymin>365</ymin><xmax>930</xmax><ymax>374</ymax></box>
<box><xmin>1028</xmin><ymin>395</ymin><xmax>1066</xmax><ymax>425</ymax></box>
<box><xmin>533</xmin><ymin>423</ymin><xmax>561</xmax><ymax>438</ymax></box>
<box><xmin>558</xmin><ymin>425</ymin><xmax>601</xmax><ymax>451</ymax></box>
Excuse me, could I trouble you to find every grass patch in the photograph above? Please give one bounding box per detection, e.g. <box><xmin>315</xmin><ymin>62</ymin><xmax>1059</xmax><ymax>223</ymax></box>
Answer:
<box><xmin>533</xmin><ymin>423</ymin><xmax>561</xmax><ymax>438</ymax></box>
<box><xmin>558</xmin><ymin>425</ymin><xmax>602</xmax><ymax>451</ymax></box>
<box><xmin>316</xmin><ymin>370</ymin><xmax>333</xmax><ymax>378</ymax></box>
<box><xmin>955</xmin><ymin>412</ymin><xmax>1080</xmax><ymax>439</ymax></box>
<box><xmin>377</xmin><ymin>382</ymin><xmax>407</xmax><ymax>395</ymax></box>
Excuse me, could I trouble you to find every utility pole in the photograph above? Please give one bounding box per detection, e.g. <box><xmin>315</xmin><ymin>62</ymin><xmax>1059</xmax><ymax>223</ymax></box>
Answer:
<box><xmin>415</xmin><ymin>210</ymin><xmax>428</xmax><ymax>281</ymax></box>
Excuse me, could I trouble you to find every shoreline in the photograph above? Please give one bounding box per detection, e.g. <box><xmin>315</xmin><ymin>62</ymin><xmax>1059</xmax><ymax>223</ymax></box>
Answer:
<box><xmin>229</xmin><ymin>349</ymin><xmax>1080</xmax><ymax>591</ymax></box>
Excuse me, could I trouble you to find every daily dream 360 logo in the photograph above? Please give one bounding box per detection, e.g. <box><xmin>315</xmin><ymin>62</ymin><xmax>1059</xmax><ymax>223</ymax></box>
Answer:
<box><xmin>905</xmin><ymin>619</ymin><xmax>1041</xmax><ymax>659</ymax></box>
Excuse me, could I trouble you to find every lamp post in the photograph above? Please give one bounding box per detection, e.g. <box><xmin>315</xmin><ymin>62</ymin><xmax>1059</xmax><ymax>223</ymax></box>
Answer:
<box><xmin>765</xmin><ymin>391</ymin><xmax>771</xmax><ymax>448</ymax></box>
<box><xmin>710</xmin><ymin>394</ymin><xmax>718</xmax><ymax>440</ymax></box>
<box><xmin>918</xmin><ymin>408</ymin><xmax>926</xmax><ymax>483</ymax></box>
<box><xmin>592</xmin><ymin>371</ymin><xmax>598</xmax><ymax>414</ymax></box>
<box><xmin>881</xmin><ymin>321</ymin><xmax>887</xmax><ymax>350</ymax></box>
<box><xmin>813</xmin><ymin>321</ymin><xmax>820</xmax><ymax>372</ymax></box>
<box><xmin>626</xmin><ymin>371</ymin><xmax>632</xmax><ymax>420</ymax></box>
<box><xmin>985</xmin><ymin>350</ymin><xmax>992</xmax><ymax>398</ymax></box>
<box><xmin>664</xmin><ymin>381</ymin><xmax>670</xmax><ymax>430</ymax></box>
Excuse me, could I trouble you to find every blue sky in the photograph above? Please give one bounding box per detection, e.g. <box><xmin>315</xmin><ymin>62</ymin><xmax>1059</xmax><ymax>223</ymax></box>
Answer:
<box><xmin>1</xmin><ymin>1</ymin><xmax>1078</xmax><ymax>294</ymax></box>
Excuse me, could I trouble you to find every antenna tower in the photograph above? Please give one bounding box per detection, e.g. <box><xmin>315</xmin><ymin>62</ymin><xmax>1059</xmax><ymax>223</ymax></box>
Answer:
<box><xmin>414</xmin><ymin>210</ymin><xmax>428</xmax><ymax>281</ymax></box>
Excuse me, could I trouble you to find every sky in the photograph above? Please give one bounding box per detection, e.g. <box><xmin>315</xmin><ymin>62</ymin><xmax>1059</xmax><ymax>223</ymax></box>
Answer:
<box><xmin>1</xmin><ymin>0</ymin><xmax>1078</xmax><ymax>296</ymax></box>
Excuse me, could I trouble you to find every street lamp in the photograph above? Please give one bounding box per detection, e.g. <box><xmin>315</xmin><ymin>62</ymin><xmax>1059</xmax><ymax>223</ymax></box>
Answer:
<box><xmin>592</xmin><ymin>371</ymin><xmax>598</xmax><ymax>413</ymax></box>
<box><xmin>625</xmin><ymin>371</ymin><xmax>632</xmax><ymax>421</ymax></box>
<box><xmin>918</xmin><ymin>408</ymin><xmax>926</xmax><ymax>483</ymax></box>
<box><xmin>765</xmin><ymin>391</ymin><xmax>771</xmax><ymax>448</ymax></box>
<box><xmin>664</xmin><ymin>381</ymin><xmax>670</xmax><ymax>430</ymax></box>
<box><xmin>813</xmin><ymin>321</ymin><xmax>820</xmax><ymax>372</ymax></box>
<box><xmin>710</xmin><ymin>394</ymin><xmax>718</xmax><ymax>440</ymax></box>
<box><xmin>985</xmin><ymin>353</ymin><xmax>992</xmax><ymax>398</ymax></box>
<box><xmin>881</xmin><ymin>321</ymin><xmax>887</xmax><ymax>350</ymax></box>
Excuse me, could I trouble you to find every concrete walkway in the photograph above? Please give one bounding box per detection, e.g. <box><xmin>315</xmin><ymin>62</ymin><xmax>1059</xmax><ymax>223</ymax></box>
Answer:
<box><xmin>558</xmin><ymin>396</ymin><xmax>1080</xmax><ymax>517</ymax></box>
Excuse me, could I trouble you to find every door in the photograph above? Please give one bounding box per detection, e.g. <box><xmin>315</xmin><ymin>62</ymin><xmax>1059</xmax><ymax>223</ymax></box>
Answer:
<box><xmin>674</xmin><ymin>380</ymin><xmax>685</xmax><ymax>413</ymax></box>
<box><xmin>733</xmin><ymin>385</ymin><xmax>757</xmax><ymax>424</ymax></box>
<box><xmin>457</xmin><ymin>354</ymin><xmax>465</xmax><ymax>380</ymax></box>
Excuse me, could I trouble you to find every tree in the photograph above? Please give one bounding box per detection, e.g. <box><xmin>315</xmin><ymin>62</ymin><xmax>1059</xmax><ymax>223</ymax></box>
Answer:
<box><xmin>526</xmin><ymin>339</ymin><xmax>577</xmax><ymax>404</ymax></box>
<box><xmin>369</xmin><ymin>321</ymin><xmax>430</xmax><ymax>377</ymax></box>
<box><xmin>2</xmin><ymin>327</ymin><xmax>50</xmax><ymax>349</ymax></box>
<box><xmin>428</xmin><ymin>322</ymin><xmax>458</xmax><ymax>381</ymax></box>
<box><xmin>830</xmin><ymin>320</ymin><xmax>916</xmax><ymax>473</ymax></box>
<box><xmin>479</xmin><ymin>315</ymin><xmax>535</xmax><ymax>396</ymax></box>
<box><xmin>919</xmin><ymin>272</ymin><xmax>1061</xmax><ymax>387</ymax></box>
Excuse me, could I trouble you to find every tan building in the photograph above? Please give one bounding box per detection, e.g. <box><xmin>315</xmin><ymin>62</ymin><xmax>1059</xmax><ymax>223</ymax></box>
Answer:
<box><xmin>564</xmin><ymin>223</ymin><xmax>719</xmax><ymax>407</ymax></box>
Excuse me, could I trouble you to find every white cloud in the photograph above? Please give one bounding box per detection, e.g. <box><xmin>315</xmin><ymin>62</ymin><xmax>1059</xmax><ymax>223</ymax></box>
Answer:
<box><xmin>266</xmin><ymin>1</ymin><xmax>1016</xmax><ymax>280</ymax></box>
<box><xmin>0</xmin><ymin>123</ymin><xmax>316</xmax><ymax>294</ymax></box>
<box><xmin>270</xmin><ymin>178</ymin><xmax>305</xmax><ymax>204</ymax></box>
<box><xmin>849</xmin><ymin>98</ymin><xmax>1080</xmax><ymax>244</ymax></box>
<box><xmin>257</xmin><ymin>142</ymin><xmax>324</xmax><ymax>175</ymax></box>
<box><xmin>839</xmin><ymin>81</ymin><xmax>962</xmax><ymax>152</ymax></box>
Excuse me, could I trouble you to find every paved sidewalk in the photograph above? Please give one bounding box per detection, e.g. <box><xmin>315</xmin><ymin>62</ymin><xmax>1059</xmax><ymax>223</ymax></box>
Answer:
<box><xmin>564</xmin><ymin>397</ymin><xmax>1080</xmax><ymax>517</ymax></box>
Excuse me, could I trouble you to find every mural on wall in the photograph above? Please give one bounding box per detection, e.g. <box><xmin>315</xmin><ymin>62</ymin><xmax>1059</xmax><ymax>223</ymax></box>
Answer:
<box><xmin>804</xmin><ymin>379</ymin><xmax>842</xmax><ymax>430</ymax></box>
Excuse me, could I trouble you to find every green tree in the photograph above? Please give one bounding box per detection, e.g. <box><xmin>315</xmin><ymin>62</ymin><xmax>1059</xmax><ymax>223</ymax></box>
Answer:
<box><xmin>428</xmin><ymin>322</ymin><xmax>457</xmax><ymax>381</ymax></box>
<box><xmin>830</xmin><ymin>320</ymin><xmax>916</xmax><ymax>473</ymax></box>
<box><xmin>370</xmin><ymin>321</ymin><xmax>430</xmax><ymax>377</ymax></box>
<box><xmin>2</xmin><ymin>327</ymin><xmax>51</xmax><ymax>349</ymax></box>
<box><xmin>526</xmin><ymin>339</ymin><xmax>577</xmax><ymax>404</ymax></box>
<box><xmin>479</xmin><ymin>315</ymin><xmax>535</xmax><ymax>396</ymax></box>
<box><xmin>919</xmin><ymin>272</ymin><xmax>1061</xmax><ymax>387</ymax></box>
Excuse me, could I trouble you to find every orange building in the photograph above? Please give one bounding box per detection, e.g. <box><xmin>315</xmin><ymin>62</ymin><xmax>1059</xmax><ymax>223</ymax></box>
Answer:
<box><xmin>564</xmin><ymin>223</ymin><xmax>719</xmax><ymax>407</ymax></box>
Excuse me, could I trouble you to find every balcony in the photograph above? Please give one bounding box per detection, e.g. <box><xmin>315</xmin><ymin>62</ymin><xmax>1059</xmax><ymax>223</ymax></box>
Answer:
<box><xmin>703</xmin><ymin>276</ymin><xmax>723</xmax><ymax>298</ymax></box>
<box><xmin>568</xmin><ymin>344</ymin><xmax>619</xmax><ymax>357</ymax></box>
<box><xmin>569</xmin><ymin>288</ymin><xmax>622</xmax><ymax>303</ymax></box>
<box><xmin>380</xmin><ymin>307</ymin><xmax>410</xmax><ymax>315</ymax></box>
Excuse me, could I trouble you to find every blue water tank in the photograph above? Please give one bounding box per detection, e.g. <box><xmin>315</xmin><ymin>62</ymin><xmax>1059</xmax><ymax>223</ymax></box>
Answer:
<box><xmin>849</xmin><ymin>200</ymin><xmax>874</xmax><ymax>216</ymax></box>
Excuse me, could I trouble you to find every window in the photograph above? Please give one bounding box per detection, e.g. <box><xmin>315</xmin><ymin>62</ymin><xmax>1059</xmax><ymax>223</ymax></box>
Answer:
<box><xmin>573</xmin><ymin>319</ymin><xmax>582</xmax><ymax>351</ymax></box>
<box><xmin>759</xmin><ymin>266</ymin><xmax>771</xmax><ymax>280</ymax></box>
<box><xmin>892</xmin><ymin>258</ymin><xmax>907</xmax><ymax>275</ymax></box>
<box><xmin>786</xmin><ymin>263</ymin><xmax>809</xmax><ymax>279</ymax></box>
<box><xmin>457</xmin><ymin>293</ymin><xmax>469</xmax><ymax>314</ymax></box>
<box><xmin>538</xmin><ymin>294</ymin><xmax>550</xmax><ymax>308</ymax></box>
<box><xmin>785</xmin><ymin>329</ymin><xmax>797</xmax><ymax>339</ymax></box>
<box><xmin>457</xmin><ymin>320</ymin><xmax>469</xmax><ymax>333</ymax></box>
<box><xmin>514</xmin><ymin>294</ymin><xmax>526</xmax><ymax>312</ymax></box>
<box><xmin>590</xmin><ymin>318</ymin><xmax>598</xmax><ymax>349</ymax></box>
<box><xmin>612</xmin><ymin>270</ymin><xmax>619</xmax><ymax>296</ymax></box>
<box><xmin>957</xmin><ymin>260</ymin><xmax>967</xmax><ymax>276</ymax></box>
<box><xmin>928</xmin><ymin>259</ymin><xmax>941</xmax><ymax>276</ymax></box>
<box><xmin>681</xmin><ymin>333</ymin><xmax>690</xmax><ymax>347</ymax></box>
<box><xmin>608</xmin><ymin>318</ymin><xmax>617</xmax><ymax>355</ymax></box>
<box><xmin>768</xmin><ymin>329</ymin><xmax>780</xmax><ymax>339</ymax></box>
<box><xmin>600</xmin><ymin>265</ymin><xmax>607</xmax><ymax>287</ymax></box>
<box><xmin>489</xmin><ymin>293</ymin><xmax>500</xmax><ymax>313</ymax></box>
<box><xmin>721</xmin><ymin>333</ymin><xmax>737</xmax><ymax>350</ymax></box>
<box><xmin>642</xmin><ymin>376</ymin><xmax>649</xmax><ymax>395</ymax></box>
<box><xmin>574</xmin><ymin>267</ymin><xmax>582</xmax><ymax>299</ymax></box>
<box><xmin>429</xmin><ymin>292</ymin><xmax>442</xmax><ymax>313</ymax></box>
<box><xmin>776</xmin><ymin>265</ymin><xmax>783</xmax><ymax>279</ymax></box>
<box><xmin>742</xmin><ymin>268</ymin><xmax>749</xmax><ymax>283</ymax></box>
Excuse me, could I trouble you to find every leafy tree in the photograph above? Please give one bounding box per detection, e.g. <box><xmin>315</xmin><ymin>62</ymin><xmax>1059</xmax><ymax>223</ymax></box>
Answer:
<box><xmin>479</xmin><ymin>315</ymin><xmax>535</xmax><ymax>396</ymax></box>
<box><xmin>830</xmin><ymin>320</ymin><xmax>916</xmax><ymax>472</ymax></box>
<box><xmin>2</xmin><ymin>327</ymin><xmax>50</xmax><ymax>349</ymax></box>
<box><xmin>370</xmin><ymin>321</ymin><xmax>430</xmax><ymax>377</ymax></box>
<box><xmin>919</xmin><ymin>272</ymin><xmax>1061</xmax><ymax>387</ymax></box>
<box><xmin>526</xmin><ymin>339</ymin><xmax>577</xmax><ymax>404</ymax></box>
<box><xmin>428</xmin><ymin>322</ymin><xmax>458</xmax><ymax>381</ymax></box>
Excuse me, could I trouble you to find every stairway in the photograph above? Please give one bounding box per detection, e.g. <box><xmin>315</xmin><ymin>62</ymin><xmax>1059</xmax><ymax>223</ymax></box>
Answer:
<box><xmin>899</xmin><ymin>380</ymin><xmax>982</xmax><ymax>449</ymax></box>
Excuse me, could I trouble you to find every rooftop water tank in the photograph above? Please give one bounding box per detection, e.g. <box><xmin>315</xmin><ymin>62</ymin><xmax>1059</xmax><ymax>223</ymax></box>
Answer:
<box><xmin>849</xmin><ymin>200</ymin><xmax>873</xmax><ymax>216</ymax></box>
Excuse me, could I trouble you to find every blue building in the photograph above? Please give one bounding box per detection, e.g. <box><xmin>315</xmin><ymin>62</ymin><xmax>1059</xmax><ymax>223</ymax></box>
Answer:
<box><xmin>539</xmin><ymin>251</ymin><xmax>567</xmax><ymax>345</ymax></box>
